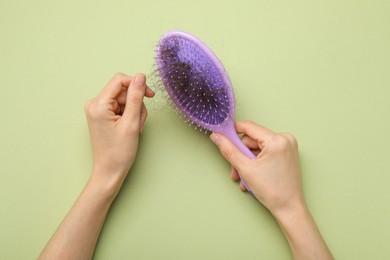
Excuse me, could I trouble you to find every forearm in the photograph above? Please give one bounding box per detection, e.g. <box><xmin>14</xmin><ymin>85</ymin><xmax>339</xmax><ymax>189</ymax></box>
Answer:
<box><xmin>273</xmin><ymin>202</ymin><xmax>333</xmax><ymax>260</ymax></box>
<box><xmin>39</xmin><ymin>172</ymin><xmax>124</xmax><ymax>260</ymax></box>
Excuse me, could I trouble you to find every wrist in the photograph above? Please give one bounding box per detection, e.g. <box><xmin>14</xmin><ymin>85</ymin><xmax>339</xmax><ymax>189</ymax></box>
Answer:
<box><xmin>270</xmin><ymin>199</ymin><xmax>334</xmax><ymax>259</ymax></box>
<box><xmin>87</xmin><ymin>168</ymin><xmax>128</xmax><ymax>202</ymax></box>
<box><xmin>271</xmin><ymin>198</ymin><xmax>309</xmax><ymax>225</ymax></box>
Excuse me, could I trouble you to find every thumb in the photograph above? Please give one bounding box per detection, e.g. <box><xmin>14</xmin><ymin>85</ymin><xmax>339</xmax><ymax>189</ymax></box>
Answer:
<box><xmin>210</xmin><ymin>132</ymin><xmax>250</xmax><ymax>173</ymax></box>
<box><xmin>123</xmin><ymin>74</ymin><xmax>146</xmax><ymax>122</ymax></box>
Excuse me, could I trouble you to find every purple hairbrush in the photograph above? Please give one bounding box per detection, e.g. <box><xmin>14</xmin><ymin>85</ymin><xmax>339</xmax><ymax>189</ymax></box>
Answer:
<box><xmin>156</xmin><ymin>30</ymin><xmax>256</xmax><ymax>194</ymax></box>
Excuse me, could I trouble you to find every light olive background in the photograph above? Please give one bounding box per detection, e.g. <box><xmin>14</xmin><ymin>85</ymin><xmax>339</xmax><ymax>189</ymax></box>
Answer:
<box><xmin>1</xmin><ymin>0</ymin><xmax>389</xmax><ymax>259</ymax></box>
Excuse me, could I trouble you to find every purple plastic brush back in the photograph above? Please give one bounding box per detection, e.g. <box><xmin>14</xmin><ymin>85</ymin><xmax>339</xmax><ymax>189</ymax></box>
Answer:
<box><xmin>156</xmin><ymin>30</ymin><xmax>256</xmax><ymax>194</ymax></box>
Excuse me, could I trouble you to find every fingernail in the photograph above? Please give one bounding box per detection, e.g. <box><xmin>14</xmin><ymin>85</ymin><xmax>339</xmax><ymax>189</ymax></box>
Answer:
<box><xmin>134</xmin><ymin>74</ymin><xmax>145</xmax><ymax>85</ymax></box>
<box><xmin>147</xmin><ymin>86</ymin><xmax>155</xmax><ymax>96</ymax></box>
<box><xmin>210</xmin><ymin>132</ymin><xmax>221</xmax><ymax>144</ymax></box>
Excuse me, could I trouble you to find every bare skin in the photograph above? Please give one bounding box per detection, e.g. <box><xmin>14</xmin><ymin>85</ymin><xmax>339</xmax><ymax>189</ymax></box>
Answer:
<box><xmin>39</xmin><ymin>73</ymin><xmax>154</xmax><ymax>259</ymax></box>
<box><xmin>210</xmin><ymin>122</ymin><xmax>334</xmax><ymax>259</ymax></box>
<box><xmin>39</xmin><ymin>73</ymin><xmax>333</xmax><ymax>260</ymax></box>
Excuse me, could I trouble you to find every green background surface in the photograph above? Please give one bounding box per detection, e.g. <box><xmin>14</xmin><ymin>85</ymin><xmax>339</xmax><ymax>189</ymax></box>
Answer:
<box><xmin>1</xmin><ymin>0</ymin><xmax>389</xmax><ymax>259</ymax></box>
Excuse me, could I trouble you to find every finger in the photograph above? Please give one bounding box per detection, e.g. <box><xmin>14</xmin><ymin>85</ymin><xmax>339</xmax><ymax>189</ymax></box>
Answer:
<box><xmin>123</xmin><ymin>74</ymin><xmax>146</xmax><ymax>122</ymax></box>
<box><xmin>252</xmin><ymin>149</ymin><xmax>261</xmax><ymax>157</ymax></box>
<box><xmin>145</xmin><ymin>85</ymin><xmax>155</xmax><ymax>98</ymax></box>
<box><xmin>98</xmin><ymin>72</ymin><xmax>132</xmax><ymax>99</ymax></box>
<box><xmin>139</xmin><ymin>103</ymin><xmax>148</xmax><ymax>133</ymax></box>
<box><xmin>118</xmin><ymin>86</ymin><xmax>154</xmax><ymax>105</ymax></box>
<box><xmin>230</xmin><ymin>166</ymin><xmax>240</xmax><ymax>181</ymax></box>
<box><xmin>236</xmin><ymin>121</ymin><xmax>275</xmax><ymax>150</ymax></box>
<box><xmin>241</xmin><ymin>135</ymin><xmax>258</xmax><ymax>150</ymax></box>
<box><xmin>241</xmin><ymin>135</ymin><xmax>261</xmax><ymax>156</ymax></box>
<box><xmin>236</xmin><ymin>121</ymin><xmax>274</xmax><ymax>140</ymax></box>
<box><xmin>117</xmin><ymin>88</ymin><xmax>128</xmax><ymax>105</ymax></box>
<box><xmin>239</xmin><ymin>181</ymin><xmax>247</xmax><ymax>192</ymax></box>
<box><xmin>210</xmin><ymin>132</ymin><xmax>250</xmax><ymax>176</ymax></box>
<box><xmin>116</xmin><ymin>105</ymin><xmax>125</xmax><ymax>115</ymax></box>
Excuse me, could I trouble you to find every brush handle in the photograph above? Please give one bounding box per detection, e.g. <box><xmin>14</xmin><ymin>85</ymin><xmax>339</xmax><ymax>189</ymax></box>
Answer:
<box><xmin>218</xmin><ymin>125</ymin><xmax>256</xmax><ymax>196</ymax></box>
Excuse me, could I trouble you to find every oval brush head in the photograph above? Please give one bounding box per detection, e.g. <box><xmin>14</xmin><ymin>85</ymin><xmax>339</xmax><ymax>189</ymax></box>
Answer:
<box><xmin>156</xmin><ymin>30</ymin><xmax>256</xmax><ymax>194</ymax></box>
<box><xmin>156</xmin><ymin>31</ymin><xmax>234</xmax><ymax>132</ymax></box>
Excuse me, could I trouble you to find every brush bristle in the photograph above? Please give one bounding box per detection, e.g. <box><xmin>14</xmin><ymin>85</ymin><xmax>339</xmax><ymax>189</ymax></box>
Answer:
<box><xmin>156</xmin><ymin>33</ymin><xmax>231</xmax><ymax>128</ymax></box>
